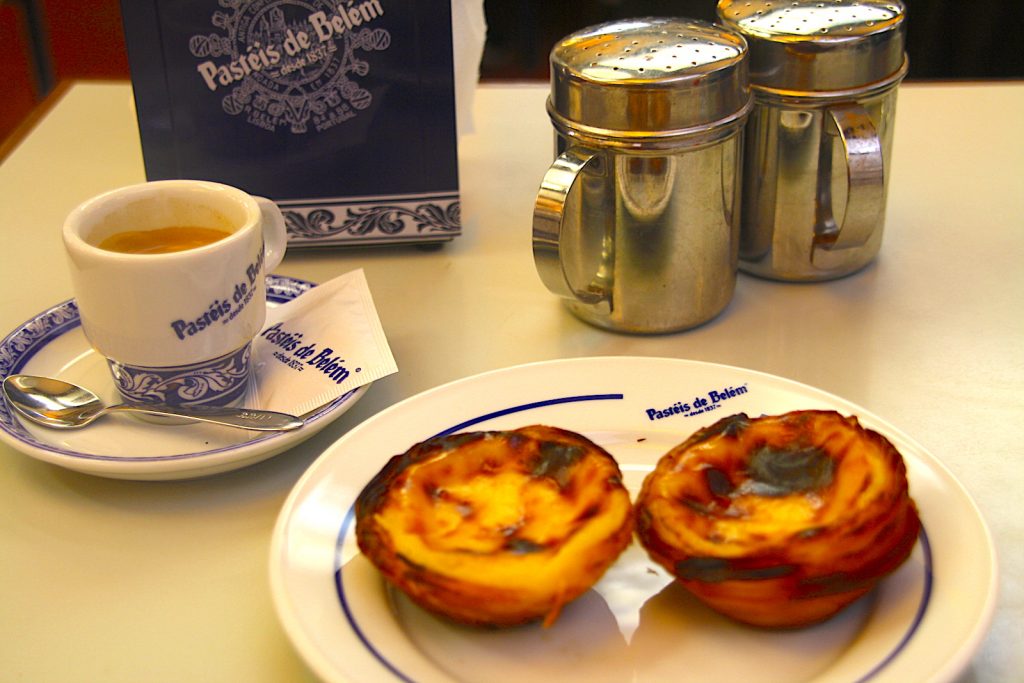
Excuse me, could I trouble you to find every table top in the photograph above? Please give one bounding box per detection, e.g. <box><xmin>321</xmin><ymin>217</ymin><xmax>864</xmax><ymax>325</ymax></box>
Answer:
<box><xmin>1</xmin><ymin>80</ymin><xmax>1021</xmax><ymax>682</ymax></box>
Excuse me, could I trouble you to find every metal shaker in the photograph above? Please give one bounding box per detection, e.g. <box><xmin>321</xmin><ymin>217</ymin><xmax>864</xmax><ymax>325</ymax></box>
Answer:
<box><xmin>532</xmin><ymin>18</ymin><xmax>751</xmax><ymax>333</ymax></box>
<box><xmin>717</xmin><ymin>0</ymin><xmax>907</xmax><ymax>281</ymax></box>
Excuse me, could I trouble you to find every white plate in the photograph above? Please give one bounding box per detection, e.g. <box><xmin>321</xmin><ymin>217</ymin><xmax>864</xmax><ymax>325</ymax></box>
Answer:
<box><xmin>0</xmin><ymin>275</ymin><xmax>368</xmax><ymax>480</ymax></box>
<box><xmin>270</xmin><ymin>357</ymin><xmax>997</xmax><ymax>683</ymax></box>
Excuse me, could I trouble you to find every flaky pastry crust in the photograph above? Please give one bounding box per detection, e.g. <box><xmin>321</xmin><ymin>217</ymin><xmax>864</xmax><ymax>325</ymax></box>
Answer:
<box><xmin>635</xmin><ymin>410</ymin><xmax>920</xmax><ymax>628</ymax></box>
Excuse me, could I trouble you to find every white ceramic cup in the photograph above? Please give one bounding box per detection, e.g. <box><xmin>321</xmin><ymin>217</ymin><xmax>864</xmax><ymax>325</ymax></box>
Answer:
<box><xmin>62</xmin><ymin>180</ymin><xmax>288</xmax><ymax>408</ymax></box>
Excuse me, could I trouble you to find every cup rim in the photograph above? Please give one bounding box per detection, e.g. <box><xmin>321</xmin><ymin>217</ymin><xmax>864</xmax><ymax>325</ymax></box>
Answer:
<box><xmin>63</xmin><ymin>179</ymin><xmax>262</xmax><ymax>260</ymax></box>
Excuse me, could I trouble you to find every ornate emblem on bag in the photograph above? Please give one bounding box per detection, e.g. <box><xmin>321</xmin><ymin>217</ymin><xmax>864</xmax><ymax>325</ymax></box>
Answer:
<box><xmin>189</xmin><ymin>0</ymin><xmax>390</xmax><ymax>134</ymax></box>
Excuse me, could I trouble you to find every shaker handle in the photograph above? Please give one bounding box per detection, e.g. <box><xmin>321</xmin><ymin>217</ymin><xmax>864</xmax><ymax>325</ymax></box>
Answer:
<box><xmin>532</xmin><ymin>148</ymin><xmax>610</xmax><ymax>311</ymax></box>
<box><xmin>814</xmin><ymin>104</ymin><xmax>884</xmax><ymax>251</ymax></box>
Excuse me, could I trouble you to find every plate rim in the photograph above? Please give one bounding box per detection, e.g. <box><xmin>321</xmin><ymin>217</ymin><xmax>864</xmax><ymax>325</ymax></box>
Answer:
<box><xmin>0</xmin><ymin>274</ymin><xmax>368</xmax><ymax>478</ymax></box>
<box><xmin>269</xmin><ymin>356</ymin><xmax>999</xmax><ymax>683</ymax></box>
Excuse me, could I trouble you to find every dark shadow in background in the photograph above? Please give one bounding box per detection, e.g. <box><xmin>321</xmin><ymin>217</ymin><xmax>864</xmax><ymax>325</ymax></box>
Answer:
<box><xmin>480</xmin><ymin>1</ymin><xmax>1024</xmax><ymax>82</ymax></box>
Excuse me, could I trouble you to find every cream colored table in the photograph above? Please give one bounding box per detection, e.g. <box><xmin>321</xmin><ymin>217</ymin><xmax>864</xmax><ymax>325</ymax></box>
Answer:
<box><xmin>1</xmin><ymin>81</ymin><xmax>1021</xmax><ymax>682</ymax></box>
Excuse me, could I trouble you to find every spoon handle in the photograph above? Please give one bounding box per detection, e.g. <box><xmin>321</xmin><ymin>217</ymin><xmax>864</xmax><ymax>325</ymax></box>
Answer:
<box><xmin>106</xmin><ymin>404</ymin><xmax>304</xmax><ymax>431</ymax></box>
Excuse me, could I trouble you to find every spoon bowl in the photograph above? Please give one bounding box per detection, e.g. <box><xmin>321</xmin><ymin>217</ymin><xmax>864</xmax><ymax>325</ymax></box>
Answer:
<box><xmin>3</xmin><ymin>375</ymin><xmax>304</xmax><ymax>432</ymax></box>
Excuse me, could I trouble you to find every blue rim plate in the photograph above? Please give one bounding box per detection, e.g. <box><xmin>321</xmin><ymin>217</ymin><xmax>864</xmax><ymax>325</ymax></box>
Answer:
<box><xmin>0</xmin><ymin>275</ymin><xmax>368</xmax><ymax>480</ymax></box>
<box><xmin>270</xmin><ymin>357</ymin><xmax>997</xmax><ymax>683</ymax></box>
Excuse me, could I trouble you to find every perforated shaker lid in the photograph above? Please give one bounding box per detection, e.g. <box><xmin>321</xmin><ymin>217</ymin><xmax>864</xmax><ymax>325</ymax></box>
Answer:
<box><xmin>716</xmin><ymin>0</ymin><xmax>907</xmax><ymax>93</ymax></box>
<box><xmin>548</xmin><ymin>18</ymin><xmax>751</xmax><ymax>140</ymax></box>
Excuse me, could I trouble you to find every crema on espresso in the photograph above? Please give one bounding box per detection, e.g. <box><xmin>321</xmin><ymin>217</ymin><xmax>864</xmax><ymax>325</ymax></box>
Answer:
<box><xmin>96</xmin><ymin>226</ymin><xmax>231</xmax><ymax>254</ymax></box>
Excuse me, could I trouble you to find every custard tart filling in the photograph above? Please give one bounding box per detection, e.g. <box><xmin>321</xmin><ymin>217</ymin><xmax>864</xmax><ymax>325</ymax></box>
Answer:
<box><xmin>356</xmin><ymin>425</ymin><xmax>634</xmax><ymax>627</ymax></box>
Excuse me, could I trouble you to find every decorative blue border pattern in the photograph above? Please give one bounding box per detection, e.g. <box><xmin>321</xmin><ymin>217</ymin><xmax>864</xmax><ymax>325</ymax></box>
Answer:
<box><xmin>266</xmin><ymin>273</ymin><xmax>316</xmax><ymax>300</ymax></box>
<box><xmin>0</xmin><ymin>300</ymin><xmax>80</xmax><ymax>379</ymax></box>
<box><xmin>332</xmin><ymin>393</ymin><xmax>934</xmax><ymax>683</ymax></box>
<box><xmin>109</xmin><ymin>343</ymin><xmax>252</xmax><ymax>408</ymax></box>
<box><xmin>0</xmin><ymin>300</ymin><xmax>81</xmax><ymax>446</ymax></box>
<box><xmin>280</xmin><ymin>193</ymin><xmax>460</xmax><ymax>246</ymax></box>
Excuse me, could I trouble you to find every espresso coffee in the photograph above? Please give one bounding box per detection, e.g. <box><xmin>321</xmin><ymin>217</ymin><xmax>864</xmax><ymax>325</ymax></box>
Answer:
<box><xmin>97</xmin><ymin>226</ymin><xmax>231</xmax><ymax>254</ymax></box>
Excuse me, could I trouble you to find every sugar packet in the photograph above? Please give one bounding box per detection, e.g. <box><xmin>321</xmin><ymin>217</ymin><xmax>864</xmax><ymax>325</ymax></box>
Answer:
<box><xmin>251</xmin><ymin>269</ymin><xmax>397</xmax><ymax>416</ymax></box>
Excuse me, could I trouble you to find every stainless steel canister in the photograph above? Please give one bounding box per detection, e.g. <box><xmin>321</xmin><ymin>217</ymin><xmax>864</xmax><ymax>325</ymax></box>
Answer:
<box><xmin>717</xmin><ymin>0</ymin><xmax>907</xmax><ymax>281</ymax></box>
<box><xmin>532</xmin><ymin>18</ymin><xmax>751</xmax><ymax>333</ymax></box>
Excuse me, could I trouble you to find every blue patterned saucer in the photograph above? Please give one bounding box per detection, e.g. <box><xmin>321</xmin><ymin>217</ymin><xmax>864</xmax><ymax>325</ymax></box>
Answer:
<box><xmin>0</xmin><ymin>275</ymin><xmax>369</xmax><ymax>480</ymax></box>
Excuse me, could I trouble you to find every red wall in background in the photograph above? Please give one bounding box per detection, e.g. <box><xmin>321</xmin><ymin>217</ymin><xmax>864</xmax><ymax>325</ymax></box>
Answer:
<box><xmin>40</xmin><ymin>0</ymin><xmax>128</xmax><ymax>81</ymax></box>
<box><xmin>0</xmin><ymin>5</ymin><xmax>41</xmax><ymax>143</ymax></box>
<box><xmin>0</xmin><ymin>0</ymin><xmax>129</xmax><ymax>152</ymax></box>
<box><xmin>3</xmin><ymin>0</ymin><xmax>1020</xmax><ymax>154</ymax></box>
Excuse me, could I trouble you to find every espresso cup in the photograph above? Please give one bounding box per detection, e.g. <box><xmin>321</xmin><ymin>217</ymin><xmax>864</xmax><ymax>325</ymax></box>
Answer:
<box><xmin>62</xmin><ymin>180</ymin><xmax>288</xmax><ymax>408</ymax></box>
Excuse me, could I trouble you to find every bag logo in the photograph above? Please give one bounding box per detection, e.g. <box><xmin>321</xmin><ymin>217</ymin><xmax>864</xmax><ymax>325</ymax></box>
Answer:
<box><xmin>190</xmin><ymin>0</ymin><xmax>390</xmax><ymax>134</ymax></box>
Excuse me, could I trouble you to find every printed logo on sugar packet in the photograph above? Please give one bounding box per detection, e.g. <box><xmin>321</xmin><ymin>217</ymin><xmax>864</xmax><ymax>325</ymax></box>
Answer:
<box><xmin>644</xmin><ymin>383</ymin><xmax>749</xmax><ymax>421</ymax></box>
<box><xmin>189</xmin><ymin>0</ymin><xmax>391</xmax><ymax>134</ymax></box>
<box><xmin>260</xmin><ymin>322</ymin><xmax>360</xmax><ymax>384</ymax></box>
<box><xmin>169</xmin><ymin>248</ymin><xmax>265</xmax><ymax>340</ymax></box>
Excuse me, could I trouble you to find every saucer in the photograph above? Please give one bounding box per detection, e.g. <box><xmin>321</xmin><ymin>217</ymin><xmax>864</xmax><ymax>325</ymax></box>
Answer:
<box><xmin>0</xmin><ymin>275</ymin><xmax>369</xmax><ymax>480</ymax></box>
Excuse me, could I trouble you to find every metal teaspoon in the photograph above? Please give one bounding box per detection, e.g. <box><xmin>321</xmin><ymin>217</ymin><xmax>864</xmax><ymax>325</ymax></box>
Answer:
<box><xmin>2</xmin><ymin>374</ymin><xmax>304</xmax><ymax>432</ymax></box>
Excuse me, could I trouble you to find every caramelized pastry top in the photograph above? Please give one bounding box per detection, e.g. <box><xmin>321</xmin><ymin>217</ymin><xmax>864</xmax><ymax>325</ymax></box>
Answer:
<box><xmin>639</xmin><ymin>411</ymin><xmax>912</xmax><ymax>560</ymax></box>
<box><xmin>356</xmin><ymin>425</ymin><xmax>633</xmax><ymax>624</ymax></box>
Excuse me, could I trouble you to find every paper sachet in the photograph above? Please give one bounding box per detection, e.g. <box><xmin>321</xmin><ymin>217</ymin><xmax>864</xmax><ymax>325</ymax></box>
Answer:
<box><xmin>251</xmin><ymin>269</ymin><xmax>397</xmax><ymax>416</ymax></box>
